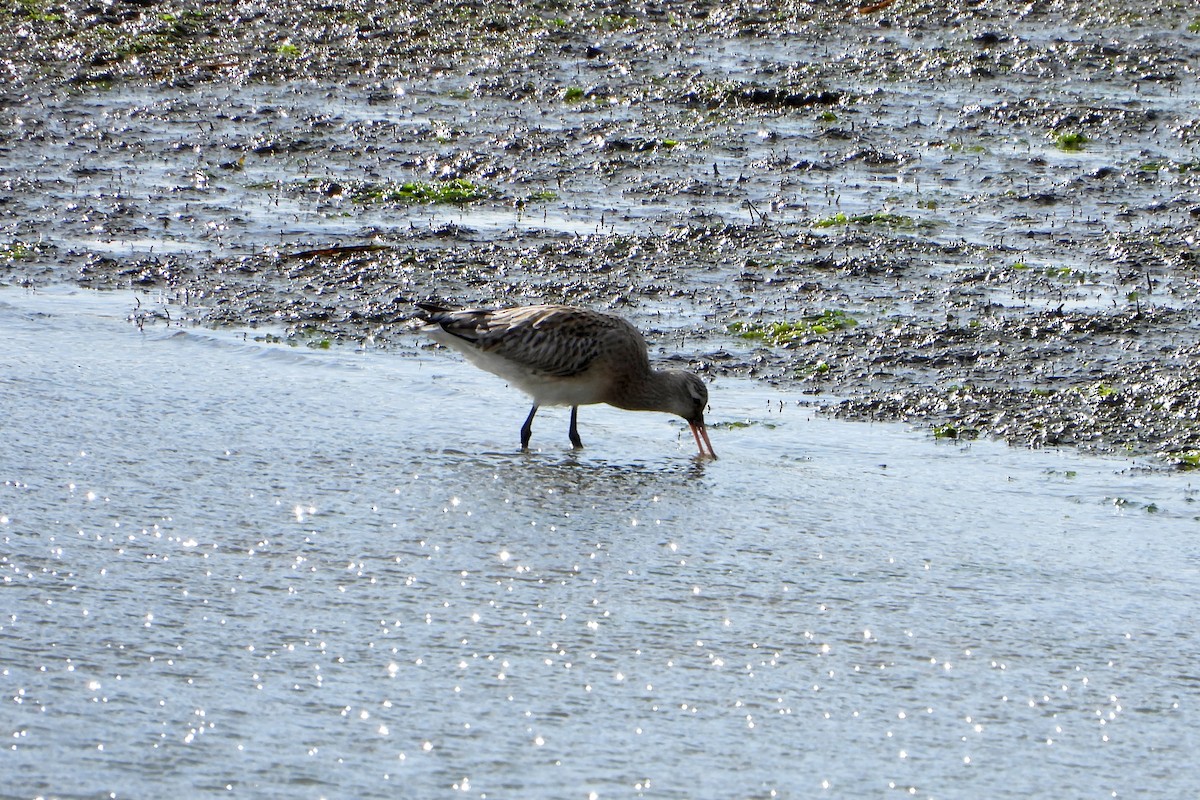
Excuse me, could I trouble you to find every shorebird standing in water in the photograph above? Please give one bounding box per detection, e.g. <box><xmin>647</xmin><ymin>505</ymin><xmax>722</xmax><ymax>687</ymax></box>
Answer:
<box><xmin>415</xmin><ymin>302</ymin><xmax>716</xmax><ymax>457</ymax></box>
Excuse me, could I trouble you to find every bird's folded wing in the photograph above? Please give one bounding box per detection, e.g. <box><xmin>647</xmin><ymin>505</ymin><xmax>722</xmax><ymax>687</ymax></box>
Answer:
<box><xmin>472</xmin><ymin>307</ymin><xmax>614</xmax><ymax>378</ymax></box>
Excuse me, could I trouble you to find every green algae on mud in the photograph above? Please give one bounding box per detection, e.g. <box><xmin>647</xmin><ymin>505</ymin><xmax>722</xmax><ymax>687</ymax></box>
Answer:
<box><xmin>1053</xmin><ymin>131</ymin><xmax>1089</xmax><ymax>152</ymax></box>
<box><xmin>349</xmin><ymin>179</ymin><xmax>495</xmax><ymax>205</ymax></box>
<box><xmin>811</xmin><ymin>212</ymin><xmax>933</xmax><ymax>231</ymax></box>
<box><xmin>728</xmin><ymin>311</ymin><xmax>859</xmax><ymax>345</ymax></box>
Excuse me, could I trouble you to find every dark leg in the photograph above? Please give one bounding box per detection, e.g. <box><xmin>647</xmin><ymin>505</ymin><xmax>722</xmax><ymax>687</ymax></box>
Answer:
<box><xmin>521</xmin><ymin>404</ymin><xmax>539</xmax><ymax>449</ymax></box>
<box><xmin>568</xmin><ymin>406</ymin><xmax>583</xmax><ymax>449</ymax></box>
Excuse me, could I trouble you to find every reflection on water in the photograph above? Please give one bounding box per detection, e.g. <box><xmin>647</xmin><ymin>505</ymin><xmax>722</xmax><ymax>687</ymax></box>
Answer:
<box><xmin>2</xmin><ymin>286</ymin><xmax>1199</xmax><ymax>799</ymax></box>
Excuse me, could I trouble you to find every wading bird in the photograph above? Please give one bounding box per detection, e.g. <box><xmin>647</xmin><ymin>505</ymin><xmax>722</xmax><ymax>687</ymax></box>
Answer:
<box><xmin>415</xmin><ymin>302</ymin><xmax>715</xmax><ymax>457</ymax></box>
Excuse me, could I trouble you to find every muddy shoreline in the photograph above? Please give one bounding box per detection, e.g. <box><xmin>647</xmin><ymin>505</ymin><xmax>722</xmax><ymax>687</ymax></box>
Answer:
<box><xmin>3</xmin><ymin>0</ymin><xmax>1199</xmax><ymax>463</ymax></box>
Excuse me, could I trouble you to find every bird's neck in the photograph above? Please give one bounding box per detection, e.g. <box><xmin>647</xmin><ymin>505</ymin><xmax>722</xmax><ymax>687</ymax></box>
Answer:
<box><xmin>607</xmin><ymin>367</ymin><xmax>680</xmax><ymax>414</ymax></box>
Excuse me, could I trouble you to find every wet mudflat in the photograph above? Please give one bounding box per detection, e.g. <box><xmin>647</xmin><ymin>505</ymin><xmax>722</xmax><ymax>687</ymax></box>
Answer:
<box><xmin>3</xmin><ymin>286</ymin><xmax>1200</xmax><ymax>799</ymax></box>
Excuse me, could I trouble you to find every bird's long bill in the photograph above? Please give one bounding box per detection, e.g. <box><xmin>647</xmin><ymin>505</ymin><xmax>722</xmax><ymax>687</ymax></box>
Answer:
<box><xmin>689</xmin><ymin>418</ymin><xmax>717</xmax><ymax>459</ymax></box>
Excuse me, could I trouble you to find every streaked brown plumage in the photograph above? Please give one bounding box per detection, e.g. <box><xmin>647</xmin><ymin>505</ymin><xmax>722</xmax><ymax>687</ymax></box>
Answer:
<box><xmin>415</xmin><ymin>303</ymin><xmax>715</xmax><ymax>457</ymax></box>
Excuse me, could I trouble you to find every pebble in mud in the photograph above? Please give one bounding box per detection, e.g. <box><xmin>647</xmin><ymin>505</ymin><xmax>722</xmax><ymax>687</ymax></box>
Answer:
<box><xmin>3</xmin><ymin>0</ymin><xmax>1199</xmax><ymax>463</ymax></box>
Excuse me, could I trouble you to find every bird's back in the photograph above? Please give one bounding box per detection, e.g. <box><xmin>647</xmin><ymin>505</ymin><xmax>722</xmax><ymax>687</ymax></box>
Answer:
<box><xmin>417</xmin><ymin>304</ymin><xmax>651</xmax><ymax>407</ymax></box>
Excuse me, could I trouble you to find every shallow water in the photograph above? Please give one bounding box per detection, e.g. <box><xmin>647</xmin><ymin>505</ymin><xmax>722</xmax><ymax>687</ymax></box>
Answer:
<box><xmin>2</xmin><ymin>286</ymin><xmax>1199</xmax><ymax>799</ymax></box>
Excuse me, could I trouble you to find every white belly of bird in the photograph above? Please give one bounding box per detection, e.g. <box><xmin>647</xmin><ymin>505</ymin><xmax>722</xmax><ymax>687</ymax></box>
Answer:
<box><xmin>449</xmin><ymin>340</ymin><xmax>608</xmax><ymax>407</ymax></box>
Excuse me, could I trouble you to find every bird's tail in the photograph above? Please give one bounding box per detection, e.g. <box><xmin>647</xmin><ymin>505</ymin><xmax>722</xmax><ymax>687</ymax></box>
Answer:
<box><xmin>415</xmin><ymin>301</ymin><xmax>453</xmax><ymax>316</ymax></box>
<box><xmin>412</xmin><ymin>300</ymin><xmax>455</xmax><ymax>328</ymax></box>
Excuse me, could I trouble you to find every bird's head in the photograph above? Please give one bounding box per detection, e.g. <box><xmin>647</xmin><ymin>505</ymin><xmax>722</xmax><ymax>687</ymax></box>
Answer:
<box><xmin>672</xmin><ymin>371</ymin><xmax>715</xmax><ymax>458</ymax></box>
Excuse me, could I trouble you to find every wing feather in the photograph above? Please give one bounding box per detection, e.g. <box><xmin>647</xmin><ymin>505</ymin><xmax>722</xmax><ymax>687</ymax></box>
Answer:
<box><xmin>421</xmin><ymin>305</ymin><xmax>648</xmax><ymax>379</ymax></box>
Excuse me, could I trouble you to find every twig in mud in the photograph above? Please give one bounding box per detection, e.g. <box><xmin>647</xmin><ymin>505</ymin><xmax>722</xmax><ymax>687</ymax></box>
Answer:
<box><xmin>745</xmin><ymin>199</ymin><xmax>768</xmax><ymax>226</ymax></box>
<box><xmin>284</xmin><ymin>244</ymin><xmax>390</xmax><ymax>260</ymax></box>
<box><xmin>856</xmin><ymin>0</ymin><xmax>899</xmax><ymax>13</ymax></box>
